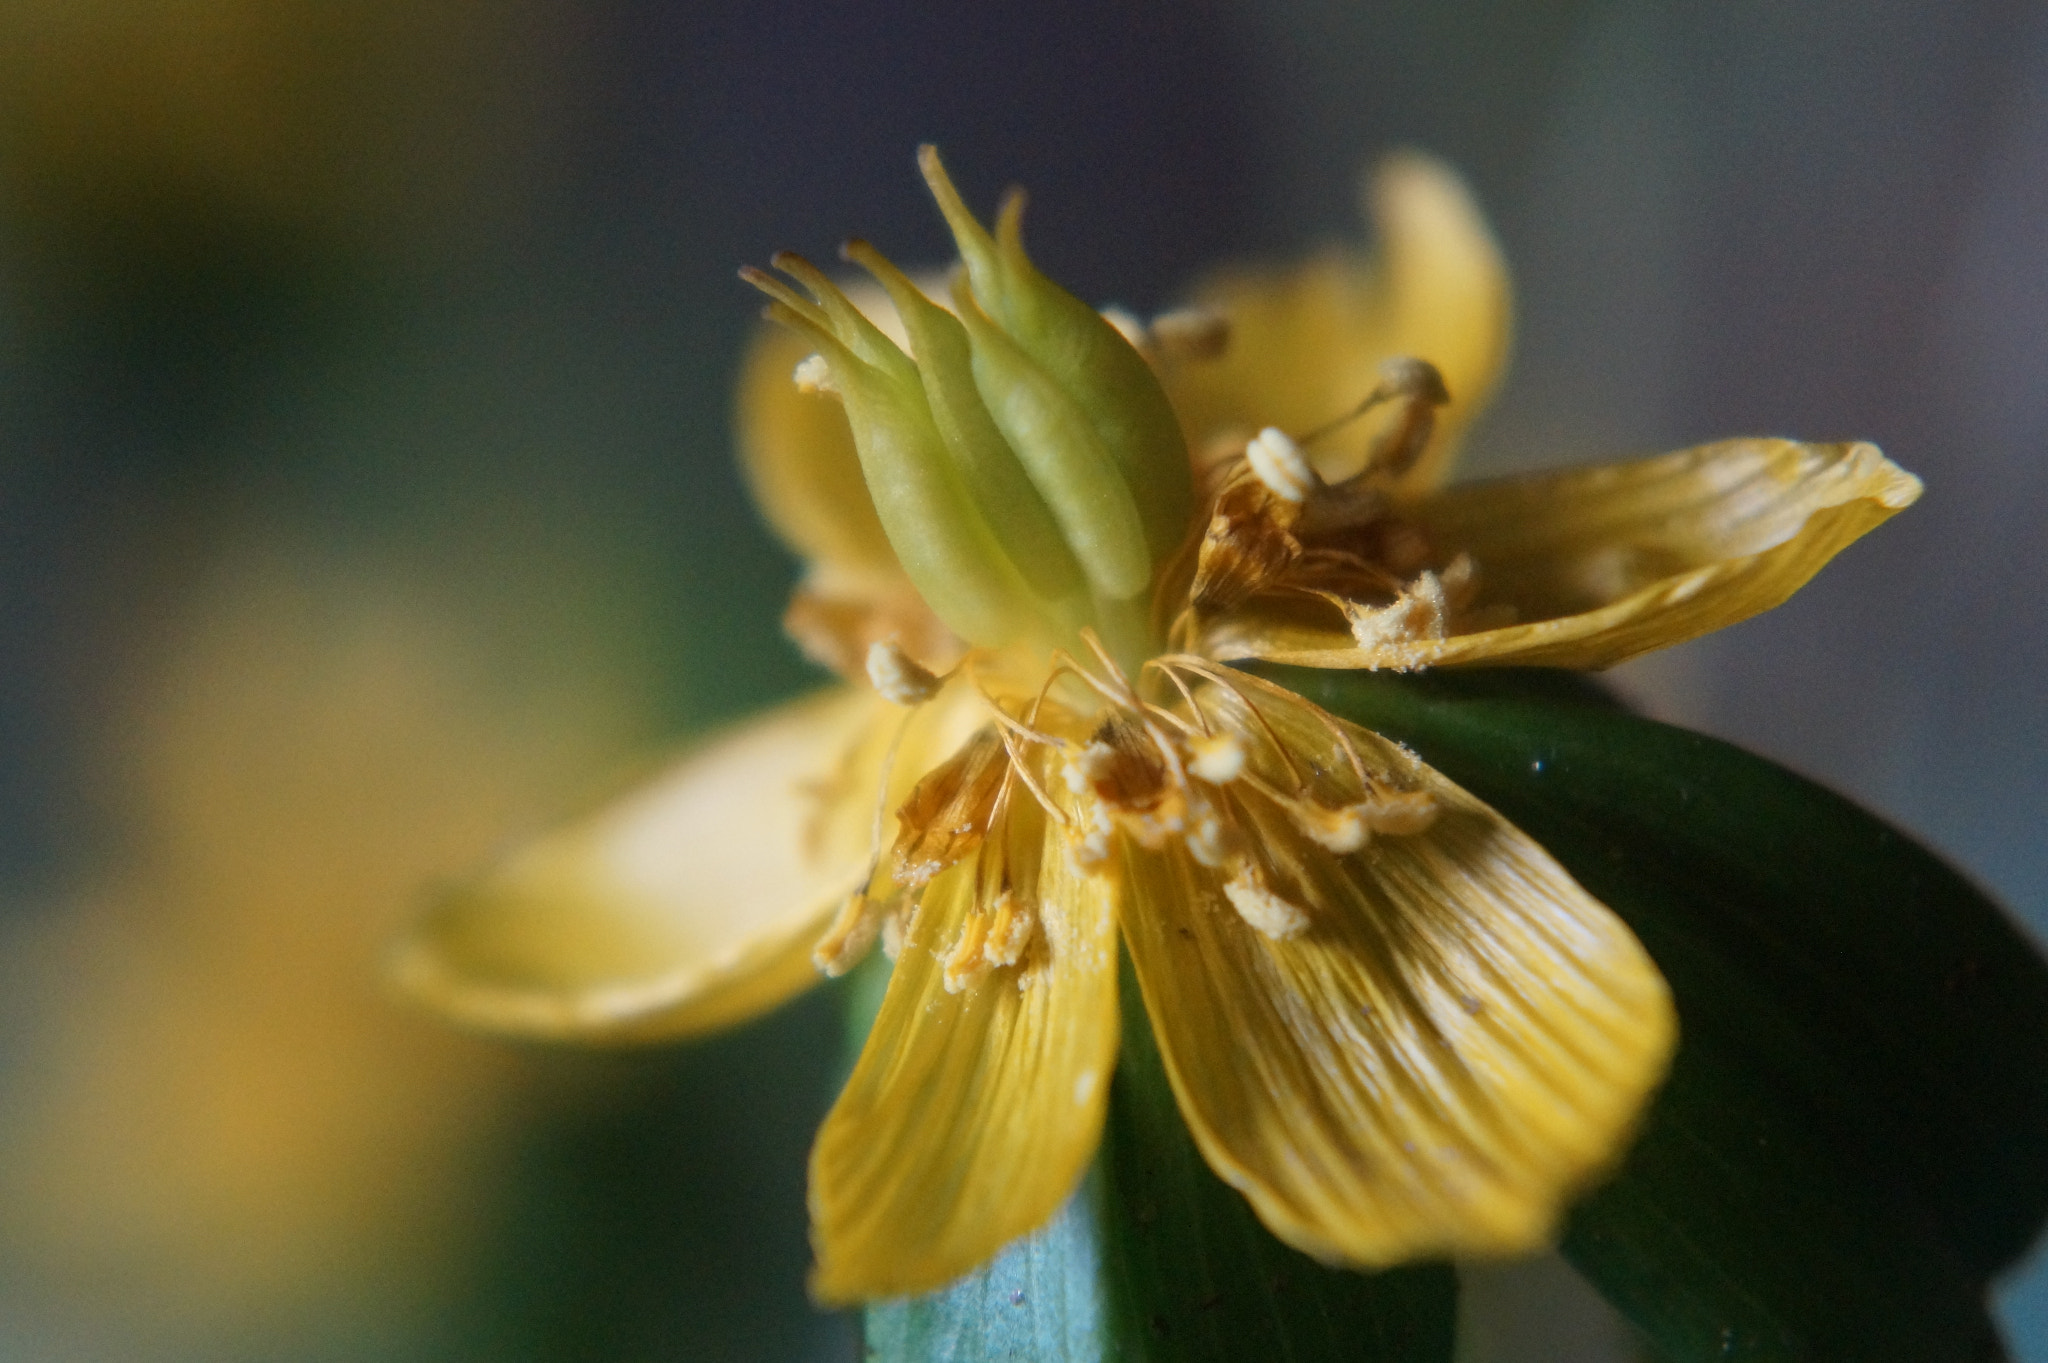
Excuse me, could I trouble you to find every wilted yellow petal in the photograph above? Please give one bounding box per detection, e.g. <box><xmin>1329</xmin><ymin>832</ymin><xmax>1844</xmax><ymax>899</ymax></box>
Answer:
<box><xmin>394</xmin><ymin>687</ymin><xmax>899</xmax><ymax>1041</ymax></box>
<box><xmin>1121</xmin><ymin>680</ymin><xmax>1673</xmax><ymax>1265</ymax></box>
<box><xmin>1162</xmin><ymin>152</ymin><xmax>1510</xmax><ymax>490</ymax></box>
<box><xmin>1215</xmin><ymin>439</ymin><xmax>1920</xmax><ymax>672</ymax></box>
<box><xmin>808</xmin><ymin>796</ymin><xmax>1119</xmax><ymax>1302</ymax></box>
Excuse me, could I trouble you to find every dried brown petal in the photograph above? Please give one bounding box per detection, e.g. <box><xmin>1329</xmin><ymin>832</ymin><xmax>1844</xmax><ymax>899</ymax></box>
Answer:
<box><xmin>891</xmin><ymin>728</ymin><xmax>1010</xmax><ymax>886</ymax></box>
<box><xmin>1191</xmin><ymin>479</ymin><xmax>1303</xmax><ymax>614</ymax></box>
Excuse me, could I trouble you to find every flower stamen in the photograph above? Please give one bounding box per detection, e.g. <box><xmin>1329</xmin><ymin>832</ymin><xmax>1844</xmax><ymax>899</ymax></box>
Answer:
<box><xmin>1158</xmin><ymin>656</ymin><xmax>1309</xmax><ymax>793</ymax></box>
<box><xmin>814</xmin><ymin>889</ymin><xmax>884</xmax><ymax>977</ymax></box>
<box><xmin>1288</xmin><ymin>800</ymin><xmax>1370</xmax><ymax>854</ymax></box>
<box><xmin>1295</xmin><ymin>355</ymin><xmax>1450</xmax><ymax>480</ymax></box>
<box><xmin>1143</xmin><ymin>657</ymin><xmax>1210</xmax><ymax>732</ymax></box>
<box><xmin>1246</xmin><ymin>427</ymin><xmax>1320</xmax><ymax>504</ymax></box>
<box><xmin>984</xmin><ymin>890</ymin><xmax>1039</xmax><ymax>967</ymax></box>
<box><xmin>1341</xmin><ymin>570</ymin><xmax>1450</xmax><ymax>654</ymax></box>
<box><xmin>1222</xmin><ymin>861</ymin><xmax>1310</xmax><ymax>940</ymax></box>
<box><xmin>941</xmin><ymin>909</ymin><xmax>995</xmax><ymax>993</ymax></box>
<box><xmin>1186</xmin><ymin>730</ymin><xmax>1246</xmax><ymax>784</ymax></box>
<box><xmin>865</xmin><ymin>639</ymin><xmax>946</xmax><ymax>706</ymax></box>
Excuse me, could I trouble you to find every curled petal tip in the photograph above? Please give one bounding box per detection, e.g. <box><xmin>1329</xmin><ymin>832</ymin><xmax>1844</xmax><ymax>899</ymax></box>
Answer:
<box><xmin>1854</xmin><ymin>442</ymin><xmax>1923</xmax><ymax>508</ymax></box>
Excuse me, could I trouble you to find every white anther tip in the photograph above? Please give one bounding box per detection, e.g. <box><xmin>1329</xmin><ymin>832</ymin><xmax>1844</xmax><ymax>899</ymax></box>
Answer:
<box><xmin>1223</xmin><ymin>866</ymin><xmax>1310</xmax><ymax>940</ymax></box>
<box><xmin>1246</xmin><ymin>427</ymin><xmax>1318</xmax><ymax>504</ymax></box>
<box><xmin>865</xmin><ymin>639</ymin><xmax>943</xmax><ymax>706</ymax></box>
<box><xmin>1187</xmin><ymin>731</ymin><xmax>1246</xmax><ymax>785</ymax></box>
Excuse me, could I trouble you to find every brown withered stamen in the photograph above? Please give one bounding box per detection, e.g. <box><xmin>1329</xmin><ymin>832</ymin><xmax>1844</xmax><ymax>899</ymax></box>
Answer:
<box><xmin>1356</xmin><ymin>356</ymin><xmax>1448</xmax><ymax>479</ymax></box>
<box><xmin>1190</xmin><ymin>477</ymin><xmax>1303</xmax><ymax>616</ymax></box>
<box><xmin>1077</xmin><ymin>714</ymin><xmax>1170</xmax><ymax>813</ymax></box>
<box><xmin>891</xmin><ymin>728</ymin><xmax>1010</xmax><ymax>886</ymax></box>
<box><xmin>1171</xmin><ymin>356</ymin><xmax>1485</xmax><ymax>662</ymax></box>
<box><xmin>1294</xmin><ymin>355</ymin><xmax>1450</xmax><ymax>480</ymax></box>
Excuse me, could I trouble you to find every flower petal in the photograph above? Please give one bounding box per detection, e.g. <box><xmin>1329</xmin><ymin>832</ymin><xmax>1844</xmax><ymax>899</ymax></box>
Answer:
<box><xmin>808</xmin><ymin>797</ymin><xmax>1119</xmax><ymax>1302</ymax></box>
<box><xmin>1121</xmin><ymin>681</ymin><xmax>1674</xmax><ymax>1265</ymax></box>
<box><xmin>1162</xmin><ymin>152</ymin><xmax>1510</xmax><ymax>491</ymax></box>
<box><xmin>393</xmin><ymin>687</ymin><xmax>902</xmax><ymax>1041</ymax></box>
<box><xmin>1216</xmin><ymin>439</ymin><xmax>1921</xmax><ymax>672</ymax></box>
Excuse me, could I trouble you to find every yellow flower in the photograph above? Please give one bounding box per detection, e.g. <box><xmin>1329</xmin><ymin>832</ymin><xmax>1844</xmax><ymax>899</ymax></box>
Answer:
<box><xmin>392</xmin><ymin>146</ymin><xmax>1921</xmax><ymax>1303</ymax></box>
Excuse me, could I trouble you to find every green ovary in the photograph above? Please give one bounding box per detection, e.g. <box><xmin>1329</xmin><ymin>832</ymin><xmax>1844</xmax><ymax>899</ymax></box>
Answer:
<box><xmin>746</xmin><ymin>148</ymin><xmax>1196</xmax><ymax>668</ymax></box>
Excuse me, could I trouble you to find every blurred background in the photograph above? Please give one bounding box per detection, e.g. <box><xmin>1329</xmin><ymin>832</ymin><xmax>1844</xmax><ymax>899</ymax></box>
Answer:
<box><xmin>1</xmin><ymin>1</ymin><xmax>2042</xmax><ymax>1359</ymax></box>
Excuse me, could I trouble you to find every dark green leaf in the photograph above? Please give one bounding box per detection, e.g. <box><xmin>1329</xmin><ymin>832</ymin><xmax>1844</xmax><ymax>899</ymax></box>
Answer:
<box><xmin>1273</xmin><ymin>664</ymin><xmax>2048</xmax><ymax>1362</ymax></box>
<box><xmin>860</xmin><ymin>956</ymin><xmax>1458</xmax><ymax>1362</ymax></box>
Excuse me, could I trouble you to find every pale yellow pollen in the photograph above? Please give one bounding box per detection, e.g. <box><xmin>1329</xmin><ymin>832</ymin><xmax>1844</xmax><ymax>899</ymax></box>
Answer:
<box><xmin>1064</xmin><ymin>801</ymin><xmax>1116</xmax><ymax>875</ymax></box>
<box><xmin>1186</xmin><ymin>730</ymin><xmax>1246</xmax><ymax>785</ymax></box>
<box><xmin>1060</xmin><ymin>751</ymin><xmax>1088</xmax><ymax>798</ymax></box>
<box><xmin>880</xmin><ymin>906</ymin><xmax>908</xmax><ymax>961</ymax></box>
<box><xmin>1223</xmin><ymin>862</ymin><xmax>1310</xmax><ymax>940</ymax></box>
<box><xmin>865</xmin><ymin>639</ymin><xmax>944</xmax><ymax>706</ymax></box>
<box><xmin>1292</xmin><ymin>800</ymin><xmax>1369</xmax><ymax>854</ymax></box>
<box><xmin>1147</xmin><ymin>306</ymin><xmax>1231</xmax><ymax>360</ymax></box>
<box><xmin>1070</xmin><ymin>740</ymin><xmax>1120</xmax><ymax>789</ymax></box>
<box><xmin>792</xmin><ymin>352</ymin><xmax>835</xmax><ymax>394</ymax></box>
<box><xmin>983</xmin><ymin>891</ymin><xmax>1038</xmax><ymax>967</ymax></box>
<box><xmin>813</xmin><ymin>889</ymin><xmax>880</xmax><ymax>977</ymax></box>
<box><xmin>1246</xmin><ymin>427</ymin><xmax>1319</xmax><ymax>504</ymax></box>
<box><xmin>1184</xmin><ymin>791</ymin><xmax>1242</xmax><ymax>868</ymax></box>
<box><xmin>1344</xmin><ymin>568</ymin><xmax>1449</xmax><ymax>653</ymax></box>
<box><xmin>1124</xmin><ymin>806</ymin><xmax>1184</xmax><ymax>851</ymax></box>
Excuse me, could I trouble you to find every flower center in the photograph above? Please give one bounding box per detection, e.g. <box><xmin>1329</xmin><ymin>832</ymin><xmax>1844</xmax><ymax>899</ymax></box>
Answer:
<box><xmin>813</xmin><ymin>635</ymin><xmax>1442</xmax><ymax>987</ymax></box>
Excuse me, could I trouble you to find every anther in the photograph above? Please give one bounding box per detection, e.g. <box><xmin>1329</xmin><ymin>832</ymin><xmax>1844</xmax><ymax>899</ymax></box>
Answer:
<box><xmin>983</xmin><ymin>891</ymin><xmax>1038</xmax><ymax>967</ymax></box>
<box><xmin>1186</xmin><ymin>730</ymin><xmax>1246</xmax><ymax>785</ymax></box>
<box><xmin>1246</xmin><ymin>427</ymin><xmax>1320</xmax><ymax>504</ymax></box>
<box><xmin>1376</xmin><ymin>355</ymin><xmax>1450</xmax><ymax>407</ymax></box>
<box><xmin>813</xmin><ymin>889</ymin><xmax>881</xmax><ymax>976</ymax></box>
<box><xmin>1292</xmin><ymin>801</ymin><xmax>1369</xmax><ymax>854</ymax></box>
<box><xmin>1064</xmin><ymin>801</ymin><xmax>1116</xmax><ymax>875</ymax></box>
<box><xmin>1343</xmin><ymin>569</ymin><xmax>1449</xmax><ymax>653</ymax></box>
<box><xmin>1184</xmin><ymin>790</ymin><xmax>1242</xmax><ymax>868</ymax></box>
<box><xmin>866</xmin><ymin>639</ymin><xmax>944</xmax><ymax>706</ymax></box>
<box><xmin>1223</xmin><ymin>863</ymin><xmax>1310</xmax><ymax>940</ymax></box>
<box><xmin>1361</xmin><ymin>357</ymin><xmax>1449</xmax><ymax>479</ymax></box>
<box><xmin>792</xmin><ymin>353</ymin><xmax>836</xmax><ymax>395</ymax></box>
<box><xmin>1071</xmin><ymin>740</ymin><xmax>1119</xmax><ymax>788</ymax></box>
<box><xmin>943</xmin><ymin>912</ymin><xmax>994</xmax><ymax>993</ymax></box>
